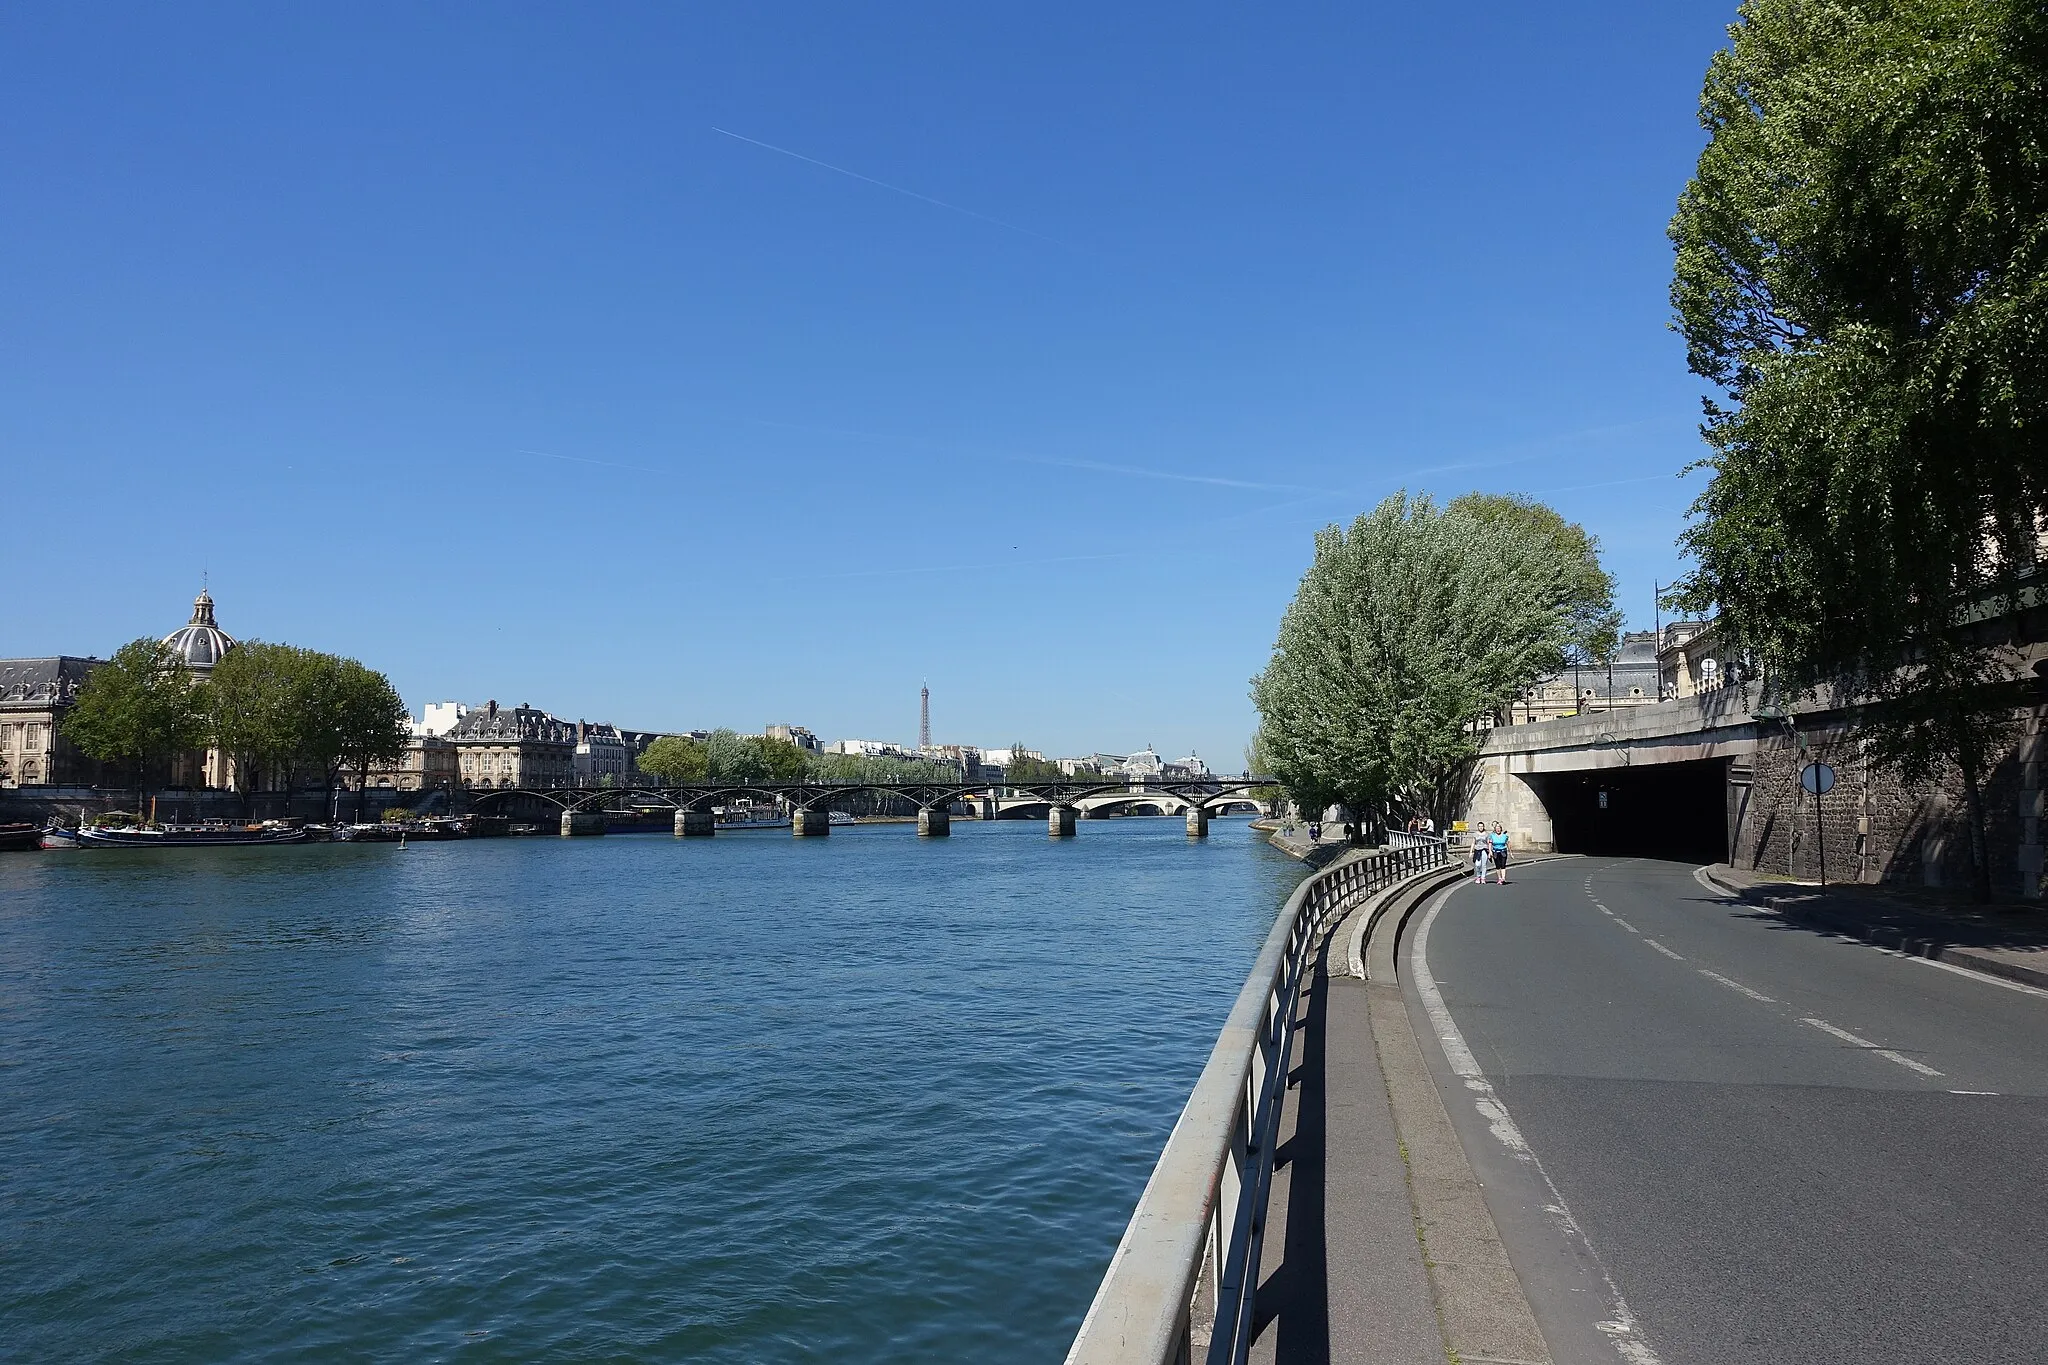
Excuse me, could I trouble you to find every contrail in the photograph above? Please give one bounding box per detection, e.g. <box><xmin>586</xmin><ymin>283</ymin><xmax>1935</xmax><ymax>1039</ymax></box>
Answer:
<box><xmin>766</xmin><ymin>551</ymin><xmax>1137</xmax><ymax>584</ymax></box>
<box><xmin>516</xmin><ymin>448</ymin><xmax>670</xmax><ymax>476</ymax></box>
<box><xmin>710</xmin><ymin>126</ymin><xmax>1074</xmax><ymax>248</ymax></box>
<box><xmin>743</xmin><ymin>416</ymin><xmax>1320</xmax><ymax>493</ymax></box>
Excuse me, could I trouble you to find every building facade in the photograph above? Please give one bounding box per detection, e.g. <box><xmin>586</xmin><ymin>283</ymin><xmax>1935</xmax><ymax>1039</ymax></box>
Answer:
<box><xmin>765</xmin><ymin>724</ymin><xmax>822</xmax><ymax>753</ymax></box>
<box><xmin>350</xmin><ymin>736</ymin><xmax>459</xmax><ymax>794</ymax></box>
<box><xmin>449</xmin><ymin>701</ymin><xmax>577</xmax><ymax>788</ymax></box>
<box><xmin>0</xmin><ymin>657</ymin><xmax>112</xmax><ymax>787</ymax></box>
<box><xmin>1508</xmin><ymin>631</ymin><xmax>1665</xmax><ymax>725</ymax></box>
<box><xmin>574</xmin><ymin>722</ymin><xmax>633</xmax><ymax>784</ymax></box>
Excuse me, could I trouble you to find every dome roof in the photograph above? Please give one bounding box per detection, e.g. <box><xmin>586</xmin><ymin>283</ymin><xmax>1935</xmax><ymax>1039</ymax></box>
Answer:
<box><xmin>163</xmin><ymin>588</ymin><xmax>235</xmax><ymax>674</ymax></box>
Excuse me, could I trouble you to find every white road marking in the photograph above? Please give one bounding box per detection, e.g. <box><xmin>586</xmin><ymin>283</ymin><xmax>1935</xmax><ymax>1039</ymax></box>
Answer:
<box><xmin>1643</xmin><ymin>939</ymin><xmax>1684</xmax><ymax>960</ymax></box>
<box><xmin>1800</xmin><ymin>1017</ymin><xmax>1943</xmax><ymax>1077</ymax></box>
<box><xmin>1692</xmin><ymin>865</ymin><xmax>2048</xmax><ymax>1002</ymax></box>
<box><xmin>1884</xmin><ymin>950</ymin><xmax>2048</xmax><ymax>1000</ymax></box>
<box><xmin>1698</xmin><ymin>970</ymin><xmax>1775</xmax><ymax>1003</ymax></box>
<box><xmin>1611</xmin><ymin>918</ymin><xmax>1640</xmax><ymax>934</ymax></box>
<box><xmin>1949</xmin><ymin>1089</ymin><xmax>2000</xmax><ymax>1096</ymax></box>
<box><xmin>1414</xmin><ymin>889</ymin><xmax>1666</xmax><ymax>1365</ymax></box>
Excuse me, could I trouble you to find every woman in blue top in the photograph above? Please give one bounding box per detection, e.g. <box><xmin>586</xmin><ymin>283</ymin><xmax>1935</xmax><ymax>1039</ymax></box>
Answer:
<box><xmin>1488</xmin><ymin>823</ymin><xmax>1510</xmax><ymax>884</ymax></box>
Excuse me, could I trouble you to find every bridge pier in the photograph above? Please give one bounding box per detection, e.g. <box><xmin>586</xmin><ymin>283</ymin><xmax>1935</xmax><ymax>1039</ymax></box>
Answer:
<box><xmin>560</xmin><ymin>810</ymin><xmax>608</xmax><ymax>836</ymax></box>
<box><xmin>674</xmin><ymin>809</ymin><xmax>716</xmax><ymax>837</ymax></box>
<box><xmin>1186</xmin><ymin>805</ymin><xmax>1210</xmax><ymax>838</ymax></box>
<box><xmin>979</xmin><ymin>795</ymin><xmax>997</xmax><ymax>821</ymax></box>
<box><xmin>1049</xmin><ymin>805</ymin><xmax>1077</xmax><ymax>837</ymax></box>
<box><xmin>918</xmin><ymin>807</ymin><xmax>951</xmax><ymax>837</ymax></box>
<box><xmin>792</xmin><ymin>808</ymin><xmax>832</xmax><ymax>837</ymax></box>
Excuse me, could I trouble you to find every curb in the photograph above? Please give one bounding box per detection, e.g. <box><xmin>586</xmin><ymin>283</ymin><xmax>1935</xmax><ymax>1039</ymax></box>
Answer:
<box><xmin>1360</xmin><ymin>881</ymin><xmax>1554</xmax><ymax>1365</ymax></box>
<box><xmin>1696</xmin><ymin>865</ymin><xmax>2048</xmax><ymax>993</ymax></box>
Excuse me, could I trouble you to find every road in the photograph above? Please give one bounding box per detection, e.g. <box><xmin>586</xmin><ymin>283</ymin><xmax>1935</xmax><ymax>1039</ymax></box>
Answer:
<box><xmin>1407</xmin><ymin>855</ymin><xmax>2048</xmax><ymax>1365</ymax></box>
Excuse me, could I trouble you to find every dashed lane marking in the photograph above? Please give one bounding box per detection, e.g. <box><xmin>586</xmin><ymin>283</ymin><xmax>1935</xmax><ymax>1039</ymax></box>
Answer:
<box><xmin>1643</xmin><ymin>939</ymin><xmax>1684</xmax><ymax>960</ymax></box>
<box><xmin>1611</xmin><ymin>917</ymin><xmax>1640</xmax><ymax>934</ymax></box>
<box><xmin>1698</xmin><ymin>970</ymin><xmax>1774</xmax><ymax>1003</ymax></box>
<box><xmin>1800</xmin><ymin>1017</ymin><xmax>1943</xmax><ymax>1077</ymax></box>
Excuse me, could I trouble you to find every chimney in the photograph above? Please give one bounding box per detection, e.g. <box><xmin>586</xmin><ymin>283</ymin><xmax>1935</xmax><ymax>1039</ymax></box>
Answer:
<box><xmin>487</xmin><ymin>700</ymin><xmax>497</xmax><ymax>720</ymax></box>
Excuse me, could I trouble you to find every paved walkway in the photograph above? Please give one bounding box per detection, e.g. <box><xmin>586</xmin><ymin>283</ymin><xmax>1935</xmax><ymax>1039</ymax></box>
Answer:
<box><xmin>1700</xmin><ymin>863</ymin><xmax>2048</xmax><ymax>990</ymax></box>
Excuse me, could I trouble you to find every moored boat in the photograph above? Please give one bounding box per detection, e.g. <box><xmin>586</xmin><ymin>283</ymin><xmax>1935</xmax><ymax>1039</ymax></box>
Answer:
<box><xmin>0</xmin><ymin>822</ymin><xmax>43</xmax><ymax>852</ymax></box>
<box><xmin>71</xmin><ymin>822</ymin><xmax>311</xmax><ymax>848</ymax></box>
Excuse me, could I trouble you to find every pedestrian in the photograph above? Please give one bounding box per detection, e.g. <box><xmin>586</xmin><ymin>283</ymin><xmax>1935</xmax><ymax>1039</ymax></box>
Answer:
<box><xmin>1471</xmin><ymin>826</ymin><xmax>1491</xmax><ymax>884</ymax></box>
<box><xmin>1489</xmin><ymin>822</ymin><xmax>1510</xmax><ymax>884</ymax></box>
<box><xmin>1308</xmin><ymin>820</ymin><xmax>1321</xmax><ymax>843</ymax></box>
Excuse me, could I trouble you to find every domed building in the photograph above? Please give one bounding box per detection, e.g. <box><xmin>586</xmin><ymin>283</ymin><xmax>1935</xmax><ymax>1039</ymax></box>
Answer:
<box><xmin>163</xmin><ymin>588</ymin><xmax>235</xmax><ymax>678</ymax></box>
<box><xmin>162</xmin><ymin>587</ymin><xmax>237</xmax><ymax>788</ymax></box>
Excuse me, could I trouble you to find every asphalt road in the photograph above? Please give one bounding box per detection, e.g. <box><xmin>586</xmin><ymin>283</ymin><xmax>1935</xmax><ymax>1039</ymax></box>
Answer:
<box><xmin>1409</xmin><ymin>856</ymin><xmax>2048</xmax><ymax>1365</ymax></box>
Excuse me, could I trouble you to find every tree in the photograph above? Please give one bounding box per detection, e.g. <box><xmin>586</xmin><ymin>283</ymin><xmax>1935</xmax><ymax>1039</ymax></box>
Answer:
<box><xmin>333</xmin><ymin>660</ymin><xmax>410</xmax><ymax>822</ymax></box>
<box><xmin>1003</xmin><ymin>745</ymin><xmax>1073</xmax><ymax>783</ymax></box>
<box><xmin>703</xmin><ymin>728</ymin><xmax>763</xmax><ymax>782</ymax></box>
<box><xmin>1251</xmin><ymin>493</ymin><xmax>1613</xmax><ymax>832</ymax></box>
<box><xmin>751</xmin><ymin>735</ymin><xmax>812</xmax><ymax>782</ymax></box>
<box><xmin>640</xmin><ymin>734</ymin><xmax>710</xmax><ymax>784</ymax></box>
<box><xmin>1667</xmin><ymin>0</ymin><xmax>2048</xmax><ymax>900</ymax></box>
<box><xmin>1448</xmin><ymin>493</ymin><xmax>1622</xmax><ymax>664</ymax></box>
<box><xmin>207</xmin><ymin>641</ymin><xmax>308</xmax><ymax>805</ymax></box>
<box><xmin>61</xmin><ymin>638</ymin><xmax>210</xmax><ymax>811</ymax></box>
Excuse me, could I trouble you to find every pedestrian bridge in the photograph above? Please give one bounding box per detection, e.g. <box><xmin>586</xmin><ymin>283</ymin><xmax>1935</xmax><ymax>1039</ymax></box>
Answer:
<box><xmin>468</xmin><ymin>777</ymin><xmax>1277</xmax><ymax>837</ymax></box>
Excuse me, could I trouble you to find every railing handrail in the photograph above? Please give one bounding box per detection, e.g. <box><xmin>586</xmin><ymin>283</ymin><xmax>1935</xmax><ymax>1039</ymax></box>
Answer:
<box><xmin>1064</xmin><ymin>834</ymin><xmax>1451</xmax><ymax>1365</ymax></box>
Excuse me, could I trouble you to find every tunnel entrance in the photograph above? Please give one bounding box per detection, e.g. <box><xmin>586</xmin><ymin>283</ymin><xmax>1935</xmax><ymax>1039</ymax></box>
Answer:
<box><xmin>1526</xmin><ymin>758</ymin><xmax>1729</xmax><ymax>864</ymax></box>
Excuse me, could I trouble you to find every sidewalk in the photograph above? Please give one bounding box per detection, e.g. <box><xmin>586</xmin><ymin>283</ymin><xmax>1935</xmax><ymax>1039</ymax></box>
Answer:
<box><xmin>1699</xmin><ymin>864</ymin><xmax>2048</xmax><ymax>991</ymax></box>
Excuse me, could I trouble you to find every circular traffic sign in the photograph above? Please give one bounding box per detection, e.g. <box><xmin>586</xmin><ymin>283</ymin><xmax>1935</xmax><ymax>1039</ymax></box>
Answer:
<box><xmin>1800</xmin><ymin>762</ymin><xmax>1836</xmax><ymax>795</ymax></box>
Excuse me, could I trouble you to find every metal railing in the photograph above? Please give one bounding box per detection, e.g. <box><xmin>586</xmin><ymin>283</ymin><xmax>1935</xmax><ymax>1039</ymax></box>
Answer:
<box><xmin>1064</xmin><ymin>835</ymin><xmax>1451</xmax><ymax>1365</ymax></box>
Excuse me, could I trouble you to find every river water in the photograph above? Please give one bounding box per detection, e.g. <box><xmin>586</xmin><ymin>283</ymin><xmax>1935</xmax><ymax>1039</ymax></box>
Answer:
<box><xmin>1</xmin><ymin>818</ymin><xmax>1299</xmax><ymax>1362</ymax></box>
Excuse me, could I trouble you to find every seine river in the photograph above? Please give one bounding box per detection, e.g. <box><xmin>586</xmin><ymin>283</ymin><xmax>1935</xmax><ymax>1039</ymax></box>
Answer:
<box><xmin>0</xmin><ymin>818</ymin><xmax>1299</xmax><ymax>1362</ymax></box>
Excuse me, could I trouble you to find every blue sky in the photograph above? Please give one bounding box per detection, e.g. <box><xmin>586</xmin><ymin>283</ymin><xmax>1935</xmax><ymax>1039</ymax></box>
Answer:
<box><xmin>3</xmin><ymin>2</ymin><xmax>1737</xmax><ymax>766</ymax></box>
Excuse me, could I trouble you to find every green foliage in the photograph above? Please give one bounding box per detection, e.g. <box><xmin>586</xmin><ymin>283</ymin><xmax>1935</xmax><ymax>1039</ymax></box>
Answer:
<box><xmin>1251</xmin><ymin>493</ymin><xmax>1612</xmax><ymax>823</ymax></box>
<box><xmin>382</xmin><ymin>807</ymin><xmax>413</xmax><ymax>823</ymax></box>
<box><xmin>207</xmin><ymin>642</ymin><xmax>408</xmax><ymax>798</ymax></box>
<box><xmin>1449</xmin><ymin>493</ymin><xmax>1622</xmax><ymax>662</ymax></box>
<box><xmin>1002</xmin><ymin>746</ymin><xmax>1072</xmax><ymax>783</ymax></box>
<box><xmin>752</xmin><ymin>735</ymin><xmax>812</xmax><ymax>782</ymax></box>
<box><xmin>207</xmin><ymin>642</ymin><xmax>312</xmax><ymax>792</ymax></box>
<box><xmin>61</xmin><ymin>638</ymin><xmax>209</xmax><ymax>801</ymax></box>
<box><xmin>332</xmin><ymin>659</ymin><xmax>410</xmax><ymax>782</ymax></box>
<box><xmin>1668</xmin><ymin>0</ymin><xmax>2048</xmax><ymax>897</ymax></box>
<box><xmin>639</xmin><ymin>734</ymin><xmax>710</xmax><ymax>783</ymax></box>
<box><xmin>804</xmin><ymin>750</ymin><xmax>961</xmax><ymax>785</ymax></box>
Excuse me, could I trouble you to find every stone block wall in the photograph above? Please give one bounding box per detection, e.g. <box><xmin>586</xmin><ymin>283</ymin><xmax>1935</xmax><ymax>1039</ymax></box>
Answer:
<box><xmin>1732</xmin><ymin>705</ymin><xmax>2044</xmax><ymax>898</ymax></box>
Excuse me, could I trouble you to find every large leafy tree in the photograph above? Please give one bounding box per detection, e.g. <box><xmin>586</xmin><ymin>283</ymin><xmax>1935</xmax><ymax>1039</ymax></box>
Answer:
<box><xmin>62</xmin><ymin>638</ymin><xmax>210</xmax><ymax>810</ymax></box>
<box><xmin>1252</xmin><ymin>493</ymin><xmax>1615</xmax><ymax>831</ymax></box>
<box><xmin>207</xmin><ymin>641</ymin><xmax>312</xmax><ymax>803</ymax></box>
<box><xmin>1668</xmin><ymin>0</ymin><xmax>2048</xmax><ymax>899</ymax></box>
<box><xmin>333</xmin><ymin>660</ymin><xmax>410</xmax><ymax>822</ymax></box>
<box><xmin>639</xmin><ymin>734</ymin><xmax>711</xmax><ymax>784</ymax></box>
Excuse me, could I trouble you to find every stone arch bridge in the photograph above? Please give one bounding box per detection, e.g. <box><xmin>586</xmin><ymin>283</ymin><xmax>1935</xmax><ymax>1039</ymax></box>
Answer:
<box><xmin>468</xmin><ymin>778</ymin><xmax>1276</xmax><ymax>838</ymax></box>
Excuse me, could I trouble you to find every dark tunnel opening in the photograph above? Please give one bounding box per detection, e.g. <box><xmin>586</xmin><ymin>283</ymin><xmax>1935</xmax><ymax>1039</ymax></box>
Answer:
<box><xmin>1525</xmin><ymin>758</ymin><xmax>1730</xmax><ymax>865</ymax></box>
